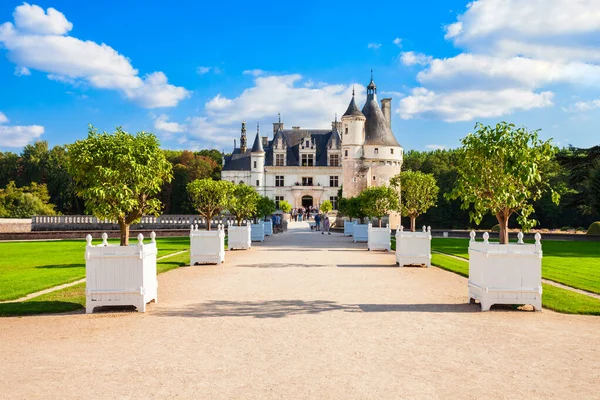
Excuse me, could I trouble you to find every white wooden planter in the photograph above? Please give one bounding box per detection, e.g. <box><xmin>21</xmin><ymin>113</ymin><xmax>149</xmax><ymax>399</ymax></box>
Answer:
<box><xmin>368</xmin><ymin>223</ymin><xmax>391</xmax><ymax>251</ymax></box>
<box><xmin>396</xmin><ymin>225</ymin><xmax>432</xmax><ymax>267</ymax></box>
<box><xmin>344</xmin><ymin>220</ymin><xmax>355</xmax><ymax>237</ymax></box>
<box><xmin>190</xmin><ymin>224</ymin><xmax>225</xmax><ymax>265</ymax></box>
<box><xmin>251</xmin><ymin>223</ymin><xmax>265</xmax><ymax>242</ymax></box>
<box><xmin>263</xmin><ymin>220</ymin><xmax>273</xmax><ymax>236</ymax></box>
<box><xmin>353</xmin><ymin>223</ymin><xmax>369</xmax><ymax>243</ymax></box>
<box><xmin>468</xmin><ymin>231</ymin><xmax>542</xmax><ymax>312</ymax></box>
<box><xmin>85</xmin><ymin>232</ymin><xmax>157</xmax><ymax>314</ymax></box>
<box><xmin>227</xmin><ymin>223</ymin><xmax>251</xmax><ymax>250</ymax></box>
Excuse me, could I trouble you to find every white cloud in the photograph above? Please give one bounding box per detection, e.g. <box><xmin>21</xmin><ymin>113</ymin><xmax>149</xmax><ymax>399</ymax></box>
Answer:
<box><xmin>14</xmin><ymin>66</ymin><xmax>30</xmax><ymax>76</ymax></box>
<box><xmin>153</xmin><ymin>114</ymin><xmax>185</xmax><ymax>133</ymax></box>
<box><xmin>562</xmin><ymin>99</ymin><xmax>600</xmax><ymax>113</ymax></box>
<box><xmin>425</xmin><ymin>144</ymin><xmax>447</xmax><ymax>150</ymax></box>
<box><xmin>196</xmin><ymin>66</ymin><xmax>211</xmax><ymax>75</ymax></box>
<box><xmin>398</xmin><ymin>87</ymin><xmax>553</xmax><ymax>122</ymax></box>
<box><xmin>0</xmin><ymin>111</ymin><xmax>44</xmax><ymax>147</ymax></box>
<box><xmin>243</xmin><ymin>69</ymin><xmax>264</xmax><ymax>77</ymax></box>
<box><xmin>368</xmin><ymin>43</ymin><xmax>382</xmax><ymax>50</ymax></box>
<box><xmin>400</xmin><ymin>51</ymin><xmax>432</xmax><ymax>66</ymax></box>
<box><xmin>393</xmin><ymin>38</ymin><xmax>402</xmax><ymax>47</ymax></box>
<box><xmin>0</xmin><ymin>4</ymin><xmax>189</xmax><ymax>108</ymax></box>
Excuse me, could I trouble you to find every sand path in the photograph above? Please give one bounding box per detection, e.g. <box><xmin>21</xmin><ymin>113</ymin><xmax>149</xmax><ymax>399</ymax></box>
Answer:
<box><xmin>1</xmin><ymin>222</ymin><xmax>598</xmax><ymax>399</ymax></box>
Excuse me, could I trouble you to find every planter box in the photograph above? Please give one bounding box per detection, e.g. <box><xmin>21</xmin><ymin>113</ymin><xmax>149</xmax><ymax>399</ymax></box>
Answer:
<box><xmin>85</xmin><ymin>232</ymin><xmax>158</xmax><ymax>314</ymax></box>
<box><xmin>190</xmin><ymin>224</ymin><xmax>225</xmax><ymax>265</ymax></box>
<box><xmin>263</xmin><ymin>220</ymin><xmax>273</xmax><ymax>236</ymax></box>
<box><xmin>251</xmin><ymin>223</ymin><xmax>265</xmax><ymax>242</ymax></box>
<box><xmin>396</xmin><ymin>226</ymin><xmax>432</xmax><ymax>267</ymax></box>
<box><xmin>368</xmin><ymin>223</ymin><xmax>391</xmax><ymax>251</ymax></box>
<box><xmin>344</xmin><ymin>220</ymin><xmax>355</xmax><ymax>237</ymax></box>
<box><xmin>227</xmin><ymin>223</ymin><xmax>251</xmax><ymax>250</ymax></box>
<box><xmin>468</xmin><ymin>231</ymin><xmax>542</xmax><ymax>312</ymax></box>
<box><xmin>353</xmin><ymin>224</ymin><xmax>369</xmax><ymax>243</ymax></box>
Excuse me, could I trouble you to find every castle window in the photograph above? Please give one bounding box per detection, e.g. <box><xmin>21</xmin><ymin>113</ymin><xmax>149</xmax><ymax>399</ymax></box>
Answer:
<box><xmin>240</xmin><ymin>180</ymin><xmax>244</xmax><ymax>184</ymax></box>
<box><xmin>275</xmin><ymin>154</ymin><xmax>285</xmax><ymax>166</ymax></box>
<box><xmin>254</xmin><ymin>161</ymin><xmax>257</xmax><ymax>168</ymax></box>
<box><xmin>302</xmin><ymin>177</ymin><xmax>313</xmax><ymax>186</ymax></box>
<box><xmin>275</xmin><ymin>175</ymin><xmax>284</xmax><ymax>187</ymax></box>
<box><xmin>373</xmin><ymin>176</ymin><xmax>376</xmax><ymax>180</ymax></box>
<box><xmin>344</xmin><ymin>150</ymin><xmax>348</xmax><ymax>157</ymax></box>
<box><xmin>329</xmin><ymin>154</ymin><xmax>339</xmax><ymax>166</ymax></box>
<box><xmin>390</xmin><ymin>149</ymin><xmax>394</xmax><ymax>154</ymax></box>
<box><xmin>352</xmin><ymin>177</ymin><xmax>357</xmax><ymax>182</ymax></box>
<box><xmin>345</xmin><ymin>127</ymin><xmax>348</xmax><ymax>135</ymax></box>
<box><xmin>330</xmin><ymin>196</ymin><xmax>338</xmax><ymax>210</ymax></box>
<box><xmin>374</xmin><ymin>148</ymin><xmax>379</xmax><ymax>154</ymax></box>
<box><xmin>301</xmin><ymin>154</ymin><xmax>314</xmax><ymax>167</ymax></box>
<box><xmin>330</xmin><ymin>176</ymin><xmax>339</xmax><ymax>187</ymax></box>
<box><xmin>256</xmin><ymin>180</ymin><xmax>260</xmax><ymax>187</ymax></box>
<box><xmin>275</xmin><ymin>196</ymin><xmax>284</xmax><ymax>209</ymax></box>
<box><xmin>305</xmin><ymin>140</ymin><xmax>310</xmax><ymax>148</ymax></box>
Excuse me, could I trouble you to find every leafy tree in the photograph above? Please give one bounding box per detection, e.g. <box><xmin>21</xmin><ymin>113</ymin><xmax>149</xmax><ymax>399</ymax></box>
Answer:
<box><xmin>320</xmin><ymin>200</ymin><xmax>333</xmax><ymax>214</ymax></box>
<box><xmin>279</xmin><ymin>200</ymin><xmax>292</xmax><ymax>213</ymax></box>
<box><xmin>68</xmin><ymin>126</ymin><xmax>173</xmax><ymax>245</ymax></box>
<box><xmin>0</xmin><ymin>181</ymin><xmax>56</xmax><ymax>217</ymax></box>
<box><xmin>358</xmin><ymin>186</ymin><xmax>399</xmax><ymax>227</ymax></box>
<box><xmin>254</xmin><ymin>196</ymin><xmax>276</xmax><ymax>222</ymax></box>
<box><xmin>390</xmin><ymin>170</ymin><xmax>439</xmax><ymax>231</ymax></box>
<box><xmin>187</xmin><ymin>179</ymin><xmax>233</xmax><ymax>230</ymax></box>
<box><xmin>227</xmin><ymin>183</ymin><xmax>259</xmax><ymax>226</ymax></box>
<box><xmin>447</xmin><ymin>122</ymin><xmax>559</xmax><ymax>244</ymax></box>
<box><xmin>338</xmin><ymin>196</ymin><xmax>364</xmax><ymax>222</ymax></box>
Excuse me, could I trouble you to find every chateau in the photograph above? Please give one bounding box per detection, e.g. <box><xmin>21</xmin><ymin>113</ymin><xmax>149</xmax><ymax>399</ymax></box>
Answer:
<box><xmin>221</xmin><ymin>75</ymin><xmax>403</xmax><ymax>212</ymax></box>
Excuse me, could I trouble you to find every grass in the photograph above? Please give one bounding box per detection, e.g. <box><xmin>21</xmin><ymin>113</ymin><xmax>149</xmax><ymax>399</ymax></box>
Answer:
<box><xmin>0</xmin><ymin>250</ymin><xmax>190</xmax><ymax>317</ymax></box>
<box><xmin>0</xmin><ymin>236</ymin><xmax>190</xmax><ymax>301</ymax></box>
<box><xmin>431</xmin><ymin>238</ymin><xmax>600</xmax><ymax>295</ymax></box>
<box><xmin>430</xmin><ymin>252</ymin><xmax>600</xmax><ymax>315</ymax></box>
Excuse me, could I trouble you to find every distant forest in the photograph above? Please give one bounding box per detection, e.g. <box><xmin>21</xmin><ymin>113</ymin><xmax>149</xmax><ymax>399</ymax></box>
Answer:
<box><xmin>1</xmin><ymin>141</ymin><xmax>599</xmax><ymax>230</ymax></box>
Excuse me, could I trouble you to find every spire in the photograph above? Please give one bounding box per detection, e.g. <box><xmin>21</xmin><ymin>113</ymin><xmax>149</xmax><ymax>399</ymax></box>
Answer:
<box><xmin>251</xmin><ymin>122</ymin><xmax>264</xmax><ymax>153</ymax></box>
<box><xmin>342</xmin><ymin>92</ymin><xmax>365</xmax><ymax>118</ymax></box>
<box><xmin>240</xmin><ymin>121</ymin><xmax>247</xmax><ymax>152</ymax></box>
<box><xmin>278</xmin><ymin>113</ymin><xmax>281</xmax><ymax>124</ymax></box>
<box><xmin>367</xmin><ymin>70</ymin><xmax>377</xmax><ymax>100</ymax></box>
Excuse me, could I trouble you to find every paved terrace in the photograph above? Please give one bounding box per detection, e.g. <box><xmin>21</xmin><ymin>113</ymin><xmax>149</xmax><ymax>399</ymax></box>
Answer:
<box><xmin>1</xmin><ymin>222</ymin><xmax>598</xmax><ymax>399</ymax></box>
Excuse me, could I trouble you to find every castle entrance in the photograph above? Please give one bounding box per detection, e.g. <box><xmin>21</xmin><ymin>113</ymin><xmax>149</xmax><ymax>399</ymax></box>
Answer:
<box><xmin>301</xmin><ymin>195</ymin><xmax>313</xmax><ymax>208</ymax></box>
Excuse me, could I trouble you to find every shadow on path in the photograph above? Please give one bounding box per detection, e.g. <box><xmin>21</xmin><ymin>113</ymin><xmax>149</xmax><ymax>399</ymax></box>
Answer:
<box><xmin>154</xmin><ymin>299</ymin><xmax>480</xmax><ymax>318</ymax></box>
<box><xmin>235</xmin><ymin>263</ymin><xmax>329</xmax><ymax>268</ymax></box>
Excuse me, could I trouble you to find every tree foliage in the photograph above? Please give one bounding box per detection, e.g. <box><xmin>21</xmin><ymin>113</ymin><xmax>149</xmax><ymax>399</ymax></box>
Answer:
<box><xmin>0</xmin><ymin>181</ymin><xmax>56</xmax><ymax>217</ymax></box>
<box><xmin>390</xmin><ymin>170</ymin><xmax>439</xmax><ymax>231</ymax></box>
<box><xmin>447</xmin><ymin>122</ymin><xmax>559</xmax><ymax>244</ymax></box>
<box><xmin>278</xmin><ymin>200</ymin><xmax>292</xmax><ymax>213</ymax></box>
<box><xmin>68</xmin><ymin>126</ymin><xmax>173</xmax><ymax>245</ymax></box>
<box><xmin>320</xmin><ymin>200</ymin><xmax>333</xmax><ymax>214</ymax></box>
<box><xmin>254</xmin><ymin>196</ymin><xmax>276</xmax><ymax>221</ymax></box>
<box><xmin>227</xmin><ymin>183</ymin><xmax>259</xmax><ymax>226</ymax></box>
<box><xmin>187</xmin><ymin>179</ymin><xmax>233</xmax><ymax>230</ymax></box>
<box><xmin>358</xmin><ymin>186</ymin><xmax>399</xmax><ymax>227</ymax></box>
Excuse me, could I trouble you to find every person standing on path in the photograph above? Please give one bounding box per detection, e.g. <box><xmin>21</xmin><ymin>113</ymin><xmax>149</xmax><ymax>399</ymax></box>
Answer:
<box><xmin>322</xmin><ymin>216</ymin><xmax>331</xmax><ymax>235</ymax></box>
<box><xmin>315</xmin><ymin>213</ymin><xmax>321</xmax><ymax>231</ymax></box>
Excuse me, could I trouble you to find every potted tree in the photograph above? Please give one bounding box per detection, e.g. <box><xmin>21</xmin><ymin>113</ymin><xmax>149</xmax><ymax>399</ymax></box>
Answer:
<box><xmin>278</xmin><ymin>200</ymin><xmax>292</xmax><ymax>231</ymax></box>
<box><xmin>187</xmin><ymin>178</ymin><xmax>233</xmax><ymax>264</ymax></box>
<box><xmin>350</xmin><ymin>196</ymin><xmax>369</xmax><ymax>242</ymax></box>
<box><xmin>227</xmin><ymin>183</ymin><xmax>259</xmax><ymax>250</ymax></box>
<box><xmin>359</xmin><ymin>186</ymin><xmax>399</xmax><ymax>251</ymax></box>
<box><xmin>252</xmin><ymin>196</ymin><xmax>276</xmax><ymax>240</ymax></box>
<box><xmin>448</xmin><ymin>122</ymin><xmax>559</xmax><ymax>311</ymax></box>
<box><xmin>338</xmin><ymin>197</ymin><xmax>357</xmax><ymax>237</ymax></box>
<box><xmin>67</xmin><ymin>126</ymin><xmax>173</xmax><ymax>313</ymax></box>
<box><xmin>390</xmin><ymin>170</ymin><xmax>438</xmax><ymax>266</ymax></box>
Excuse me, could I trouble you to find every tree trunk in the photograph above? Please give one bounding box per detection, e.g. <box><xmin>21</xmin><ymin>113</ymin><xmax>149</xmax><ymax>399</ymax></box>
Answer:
<box><xmin>496</xmin><ymin>210</ymin><xmax>510</xmax><ymax>244</ymax></box>
<box><xmin>379</xmin><ymin>218</ymin><xmax>382</xmax><ymax>228</ymax></box>
<box><xmin>237</xmin><ymin>218</ymin><xmax>242</xmax><ymax>227</ymax></box>
<box><xmin>206</xmin><ymin>213</ymin><xmax>212</xmax><ymax>231</ymax></box>
<box><xmin>410</xmin><ymin>215</ymin><xmax>416</xmax><ymax>232</ymax></box>
<box><xmin>118</xmin><ymin>218</ymin><xmax>129</xmax><ymax>246</ymax></box>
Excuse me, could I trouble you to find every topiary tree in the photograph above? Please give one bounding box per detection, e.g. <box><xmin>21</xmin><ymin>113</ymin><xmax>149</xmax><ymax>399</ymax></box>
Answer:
<box><xmin>358</xmin><ymin>186</ymin><xmax>400</xmax><ymax>227</ymax></box>
<box><xmin>68</xmin><ymin>126</ymin><xmax>173</xmax><ymax>246</ymax></box>
<box><xmin>587</xmin><ymin>222</ymin><xmax>600</xmax><ymax>235</ymax></box>
<box><xmin>187</xmin><ymin>179</ymin><xmax>233</xmax><ymax>231</ymax></box>
<box><xmin>320</xmin><ymin>200</ymin><xmax>333</xmax><ymax>214</ymax></box>
<box><xmin>227</xmin><ymin>183</ymin><xmax>259</xmax><ymax>226</ymax></box>
<box><xmin>447</xmin><ymin>122</ymin><xmax>559</xmax><ymax>244</ymax></box>
<box><xmin>254</xmin><ymin>196</ymin><xmax>276</xmax><ymax>222</ymax></box>
<box><xmin>390</xmin><ymin>170</ymin><xmax>439</xmax><ymax>232</ymax></box>
<box><xmin>279</xmin><ymin>200</ymin><xmax>292</xmax><ymax>214</ymax></box>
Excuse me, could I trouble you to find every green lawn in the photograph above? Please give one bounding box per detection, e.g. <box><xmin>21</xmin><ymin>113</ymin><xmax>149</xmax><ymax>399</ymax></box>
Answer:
<box><xmin>0</xmin><ymin>250</ymin><xmax>190</xmax><ymax>317</ymax></box>
<box><xmin>0</xmin><ymin>236</ymin><xmax>190</xmax><ymax>301</ymax></box>
<box><xmin>431</xmin><ymin>238</ymin><xmax>600</xmax><ymax>294</ymax></box>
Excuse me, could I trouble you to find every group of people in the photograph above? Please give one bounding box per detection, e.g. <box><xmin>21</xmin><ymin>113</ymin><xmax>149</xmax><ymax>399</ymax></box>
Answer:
<box><xmin>313</xmin><ymin>213</ymin><xmax>331</xmax><ymax>235</ymax></box>
<box><xmin>290</xmin><ymin>206</ymin><xmax>331</xmax><ymax>234</ymax></box>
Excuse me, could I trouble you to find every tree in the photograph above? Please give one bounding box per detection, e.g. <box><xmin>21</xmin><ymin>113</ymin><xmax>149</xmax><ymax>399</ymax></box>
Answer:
<box><xmin>68</xmin><ymin>126</ymin><xmax>173</xmax><ymax>246</ymax></box>
<box><xmin>338</xmin><ymin>196</ymin><xmax>363</xmax><ymax>222</ymax></box>
<box><xmin>390</xmin><ymin>170</ymin><xmax>439</xmax><ymax>231</ymax></box>
<box><xmin>187</xmin><ymin>179</ymin><xmax>233</xmax><ymax>230</ymax></box>
<box><xmin>447</xmin><ymin>122</ymin><xmax>559</xmax><ymax>244</ymax></box>
<box><xmin>279</xmin><ymin>200</ymin><xmax>292</xmax><ymax>213</ymax></box>
<box><xmin>320</xmin><ymin>200</ymin><xmax>333</xmax><ymax>214</ymax></box>
<box><xmin>254</xmin><ymin>196</ymin><xmax>276</xmax><ymax>222</ymax></box>
<box><xmin>0</xmin><ymin>181</ymin><xmax>56</xmax><ymax>217</ymax></box>
<box><xmin>358</xmin><ymin>186</ymin><xmax>399</xmax><ymax>227</ymax></box>
<box><xmin>227</xmin><ymin>183</ymin><xmax>259</xmax><ymax>226</ymax></box>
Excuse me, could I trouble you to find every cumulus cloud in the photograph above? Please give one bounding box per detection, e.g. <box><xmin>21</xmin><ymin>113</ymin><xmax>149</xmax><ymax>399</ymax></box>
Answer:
<box><xmin>243</xmin><ymin>69</ymin><xmax>264</xmax><ymax>77</ymax></box>
<box><xmin>393</xmin><ymin>38</ymin><xmax>402</xmax><ymax>47</ymax></box>
<box><xmin>368</xmin><ymin>43</ymin><xmax>382</xmax><ymax>50</ymax></box>
<box><xmin>562</xmin><ymin>99</ymin><xmax>600</xmax><ymax>113</ymax></box>
<box><xmin>401</xmin><ymin>51</ymin><xmax>433</xmax><ymax>66</ymax></box>
<box><xmin>0</xmin><ymin>111</ymin><xmax>44</xmax><ymax>147</ymax></box>
<box><xmin>196</xmin><ymin>66</ymin><xmax>211</xmax><ymax>75</ymax></box>
<box><xmin>14</xmin><ymin>66</ymin><xmax>30</xmax><ymax>76</ymax></box>
<box><xmin>153</xmin><ymin>114</ymin><xmax>185</xmax><ymax>134</ymax></box>
<box><xmin>0</xmin><ymin>3</ymin><xmax>189</xmax><ymax>108</ymax></box>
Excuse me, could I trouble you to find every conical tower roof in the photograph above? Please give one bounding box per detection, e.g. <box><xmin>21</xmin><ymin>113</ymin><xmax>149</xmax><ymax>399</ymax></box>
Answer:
<box><xmin>342</xmin><ymin>92</ymin><xmax>365</xmax><ymax>118</ymax></box>
<box><xmin>251</xmin><ymin>130</ymin><xmax>264</xmax><ymax>153</ymax></box>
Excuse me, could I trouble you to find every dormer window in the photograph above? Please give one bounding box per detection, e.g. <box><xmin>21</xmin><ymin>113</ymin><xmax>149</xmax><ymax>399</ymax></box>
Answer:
<box><xmin>305</xmin><ymin>140</ymin><xmax>310</xmax><ymax>148</ymax></box>
<box><xmin>275</xmin><ymin>154</ymin><xmax>285</xmax><ymax>166</ymax></box>
<box><xmin>374</xmin><ymin>148</ymin><xmax>379</xmax><ymax>154</ymax></box>
<box><xmin>390</xmin><ymin>149</ymin><xmax>394</xmax><ymax>154</ymax></box>
<box><xmin>301</xmin><ymin>154</ymin><xmax>314</xmax><ymax>166</ymax></box>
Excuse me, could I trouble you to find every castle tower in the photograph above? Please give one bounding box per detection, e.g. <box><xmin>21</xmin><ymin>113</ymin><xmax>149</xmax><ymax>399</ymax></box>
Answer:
<box><xmin>240</xmin><ymin>121</ymin><xmax>248</xmax><ymax>153</ymax></box>
<box><xmin>341</xmin><ymin>87</ymin><xmax>367</xmax><ymax>198</ymax></box>
<box><xmin>250</xmin><ymin>122</ymin><xmax>265</xmax><ymax>194</ymax></box>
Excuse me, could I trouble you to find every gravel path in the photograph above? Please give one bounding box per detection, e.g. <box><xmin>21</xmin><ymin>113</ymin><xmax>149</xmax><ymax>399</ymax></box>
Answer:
<box><xmin>1</xmin><ymin>222</ymin><xmax>598</xmax><ymax>399</ymax></box>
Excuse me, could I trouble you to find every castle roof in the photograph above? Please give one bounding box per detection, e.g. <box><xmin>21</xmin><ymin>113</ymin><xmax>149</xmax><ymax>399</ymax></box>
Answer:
<box><xmin>251</xmin><ymin>130</ymin><xmax>264</xmax><ymax>153</ymax></box>
<box><xmin>362</xmin><ymin>96</ymin><xmax>401</xmax><ymax>147</ymax></box>
<box><xmin>342</xmin><ymin>95</ymin><xmax>365</xmax><ymax>118</ymax></box>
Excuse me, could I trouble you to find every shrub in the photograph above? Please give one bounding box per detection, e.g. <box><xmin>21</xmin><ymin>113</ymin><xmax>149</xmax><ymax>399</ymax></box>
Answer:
<box><xmin>560</xmin><ymin>226</ymin><xmax>572</xmax><ymax>232</ymax></box>
<box><xmin>491</xmin><ymin>224</ymin><xmax>500</xmax><ymax>232</ymax></box>
<box><xmin>587</xmin><ymin>222</ymin><xmax>600</xmax><ymax>235</ymax></box>
<box><xmin>576</xmin><ymin>227</ymin><xmax>586</xmax><ymax>232</ymax></box>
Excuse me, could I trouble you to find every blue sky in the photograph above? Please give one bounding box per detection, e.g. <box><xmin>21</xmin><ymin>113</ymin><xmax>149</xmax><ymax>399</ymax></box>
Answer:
<box><xmin>1</xmin><ymin>0</ymin><xmax>599</xmax><ymax>153</ymax></box>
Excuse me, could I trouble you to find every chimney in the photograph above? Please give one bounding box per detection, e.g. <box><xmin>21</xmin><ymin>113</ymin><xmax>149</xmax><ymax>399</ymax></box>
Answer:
<box><xmin>331</xmin><ymin>121</ymin><xmax>342</xmax><ymax>132</ymax></box>
<box><xmin>234</xmin><ymin>139</ymin><xmax>237</xmax><ymax>149</ymax></box>
<box><xmin>262</xmin><ymin>136</ymin><xmax>268</xmax><ymax>148</ymax></box>
<box><xmin>381</xmin><ymin>98</ymin><xmax>392</xmax><ymax>129</ymax></box>
<box><xmin>273</xmin><ymin>122</ymin><xmax>284</xmax><ymax>134</ymax></box>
